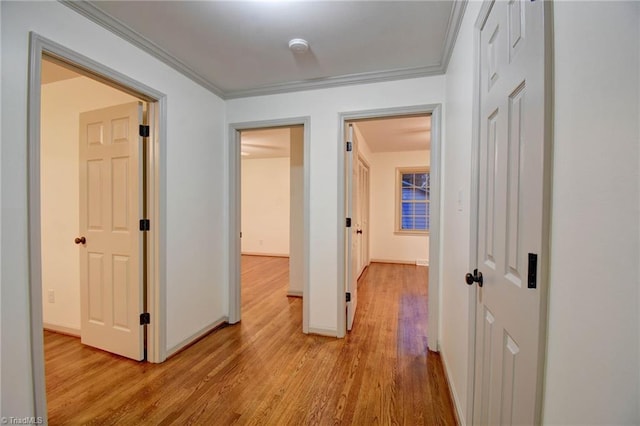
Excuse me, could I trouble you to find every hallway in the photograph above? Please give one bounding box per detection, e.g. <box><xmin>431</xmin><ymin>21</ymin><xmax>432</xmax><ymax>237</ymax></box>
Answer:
<box><xmin>44</xmin><ymin>258</ymin><xmax>455</xmax><ymax>424</ymax></box>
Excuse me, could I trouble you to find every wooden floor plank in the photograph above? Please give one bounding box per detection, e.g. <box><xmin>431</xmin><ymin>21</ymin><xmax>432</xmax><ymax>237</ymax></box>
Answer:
<box><xmin>44</xmin><ymin>257</ymin><xmax>456</xmax><ymax>425</ymax></box>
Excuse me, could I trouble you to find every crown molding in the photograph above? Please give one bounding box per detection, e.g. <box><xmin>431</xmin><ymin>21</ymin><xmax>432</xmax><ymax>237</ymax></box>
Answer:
<box><xmin>440</xmin><ymin>0</ymin><xmax>468</xmax><ymax>71</ymax></box>
<box><xmin>60</xmin><ymin>0</ymin><xmax>226</xmax><ymax>98</ymax></box>
<box><xmin>224</xmin><ymin>64</ymin><xmax>444</xmax><ymax>99</ymax></box>
<box><xmin>61</xmin><ymin>0</ymin><xmax>467</xmax><ymax>100</ymax></box>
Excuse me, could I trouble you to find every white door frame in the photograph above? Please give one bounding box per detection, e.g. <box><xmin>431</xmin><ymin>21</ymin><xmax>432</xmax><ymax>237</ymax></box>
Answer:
<box><xmin>337</xmin><ymin>104</ymin><xmax>442</xmax><ymax>347</ymax></box>
<box><xmin>467</xmin><ymin>1</ymin><xmax>554</xmax><ymax>423</ymax></box>
<box><xmin>27</xmin><ymin>32</ymin><xmax>167</xmax><ymax>420</ymax></box>
<box><xmin>227</xmin><ymin>117</ymin><xmax>311</xmax><ymax>333</ymax></box>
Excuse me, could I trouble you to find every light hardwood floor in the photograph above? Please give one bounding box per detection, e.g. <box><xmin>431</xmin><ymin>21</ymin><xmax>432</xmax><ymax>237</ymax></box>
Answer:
<box><xmin>44</xmin><ymin>257</ymin><xmax>456</xmax><ymax>425</ymax></box>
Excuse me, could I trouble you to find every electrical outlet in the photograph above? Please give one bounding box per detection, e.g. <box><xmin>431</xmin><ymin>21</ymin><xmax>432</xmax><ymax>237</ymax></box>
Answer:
<box><xmin>259</xmin><ymin>240</ymin><xmax>263</xmax><ymax>246</ymax></box>
<box><xmin>48</xmin><ymin>289</ymin><xmax>55</xmax><ymax>304</ymax></box>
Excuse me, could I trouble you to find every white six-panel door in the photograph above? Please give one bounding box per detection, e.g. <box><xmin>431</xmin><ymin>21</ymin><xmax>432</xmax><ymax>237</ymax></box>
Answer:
<box><xmin>356</xmin><ymin>158</ymin><xmax>370</xmax><ymax>278</ymax></box>
<box><xmin>79</xmin><ymin>102</ymin><xmax>144</xmax><ymax>361</ymax></box>
<box><xmin>473</xmin><ymin>0</ymin><xmax>547</xmax><ymax>424</ymax></box>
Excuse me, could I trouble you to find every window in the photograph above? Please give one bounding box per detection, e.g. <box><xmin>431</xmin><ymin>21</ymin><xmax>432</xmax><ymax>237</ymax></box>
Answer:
<box><xmin>396</xmin><ymin>168</ymin><xmax>429</xmax><ymax>234</ymax></box>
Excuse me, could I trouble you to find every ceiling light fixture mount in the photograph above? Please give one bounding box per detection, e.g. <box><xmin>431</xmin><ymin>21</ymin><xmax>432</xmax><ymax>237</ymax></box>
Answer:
<box><xmin>288</xmin><ymin>38</ymin><xmax>309</xmax><ymax>53</ymax></box>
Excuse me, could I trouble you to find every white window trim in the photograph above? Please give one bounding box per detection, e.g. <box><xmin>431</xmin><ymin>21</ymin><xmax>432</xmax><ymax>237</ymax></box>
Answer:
<box><xmin>395</xmin><ymin>167</ymin><xmax>430</xmax><ymax>235</ymax></box>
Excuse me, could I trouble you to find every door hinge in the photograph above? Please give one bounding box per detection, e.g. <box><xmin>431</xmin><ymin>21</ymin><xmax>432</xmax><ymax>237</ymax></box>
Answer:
<box><xmin>139</xmin><ymin>125</ymin><xmax>150</xmax><ymax>137</ymax></box>
<box><xmin>140</xmin><ymin>312</ymin><xmax>150</xmax><ymax>325</ymax></box>
<box><xmin>139</xmin><ymin>219</ymin><xmax>150</xmax><ymax>231</ymax></box>
<box><xmin>346</xmin><ymin>218</ymin><xmax>352</xmax><ymax>228</ymax></box>
<box><xmin>528</xmin><ymin>253</ymin><xmax>538</xmax><ymax>289</ymax></box>
<box><xmin>346</xmin><ymin>141</ymin><xmax>352</xmax><ymax>152</ymax></box>
<box><xmin>346</xmin><ymin>292</ymin><xmax>351</xmax><ymax>302</ymax></box>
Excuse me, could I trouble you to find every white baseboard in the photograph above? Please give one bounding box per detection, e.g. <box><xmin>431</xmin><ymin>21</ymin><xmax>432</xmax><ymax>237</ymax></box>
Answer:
<box><xmin>370</xmin><ymin>258</ymin><xmax>415</xmax><ymax>265</ymax></box>
<box><xmin>166</xmin><ymin>315</ymin><xmax>228</xmax><ymax>358</ymax></box>
<box><xmin>287</xmin><ymin>290</ymin><xmax>303</xmax><ymax>298</ymax></box>
<box><xmin>371</xmin><ymin>258</ymin><xmax>429</xmax><ymax>266</ymax></box>
<box><xmin>307</xmin><ymin>327</ymin><xmax>338</xmax><ymax>337</ymax></box>
<box><xmin>441</xmin><ymin>349</ymin><xmax>465</xmax><ymax>426</ymax></box>
<box><xmin>241</xmin><ymin>252</ymin><xmax>289</xmax><ymax>258</ymax></box>
<box><xmin>43</xmin><ymin>323</ymin><xmax>80</xmax><ymax>337</ymax></box>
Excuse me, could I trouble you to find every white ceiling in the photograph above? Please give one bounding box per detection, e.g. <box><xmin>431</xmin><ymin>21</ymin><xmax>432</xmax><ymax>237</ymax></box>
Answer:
<box><xmin>241</xmin><ymin>115</ymin><xmax>429</xmax><ymax>159</ymax></box>
<box><xmin>354</xmin><ymin>115</ymin><xmax>430</xmax><ymax>153</ymax></box>
<box><xmin>41</xmin><ymin>59</ymin><xmax>82</xmax><ymax>85</ymax></box>
<box><xmin>65</xmin><ymin>1</ymin><xmax>466</xmax><ymax>98</ymax></box>
<box><xmin>241</xmin><ymin>127</ymin><xmax>292</xmax><ymax>159</ymax></box>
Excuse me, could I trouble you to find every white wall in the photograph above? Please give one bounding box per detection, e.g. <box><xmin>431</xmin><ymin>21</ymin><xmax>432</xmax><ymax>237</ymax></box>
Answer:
<box><xmin>543</xmin><ymin>2</ymin><xmax>640</xmax><ymax>424</ymax></box>
<box><xmin>1</xmin><ymin>1</ymin><xmax>227</xmax><ymax>415</ymax></box>
<box><xmin>41</xmin><ymin>76</ymin><xmax>138</xmax><ymax>332</ymax></box>
<box><xmin>369</xmin><ymin>150</ymin><xmax>430</xmax><ymax>264</ymax></box>
<box><xmin>440</xmin><ymin>1</ymin><xmax>480</xmax><ymax>422</ymax></box>
<box><xmin>226</xmin><ymin>76</ymin><xmax>445</xmax><ymax>334</ymax></box>
<box><xmin>241</xmin><ymin>157</ymin><xmax>290</xmax><ymax>256</ymax></box>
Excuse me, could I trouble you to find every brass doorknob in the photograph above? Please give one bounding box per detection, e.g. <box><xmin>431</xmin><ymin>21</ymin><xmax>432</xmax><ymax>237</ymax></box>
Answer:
<box><xmin>75</xmin><ymin>237</ymin><xmax>86</xmax><ymax>245</ymax></box>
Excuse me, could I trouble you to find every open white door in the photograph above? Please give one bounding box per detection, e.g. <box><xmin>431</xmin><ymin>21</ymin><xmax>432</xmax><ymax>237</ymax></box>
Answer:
<box><xmin>356</xmin><ymin>158</ymin><xmax>370</xmax><ymax>278</ymax></box>
<box><xmin>345</xmin><ymin>124</ymin><xmax>358</xmax><ymax>331</ymax></box>
<box><xmin>78</xmin><ymin>102</ymin><xmax>145</xmax><ymax>361</ymax></box>
<box><xmin>471</xmin><ymin>0</ymin><xmax>549</xmax><ymax>424</ymax></box>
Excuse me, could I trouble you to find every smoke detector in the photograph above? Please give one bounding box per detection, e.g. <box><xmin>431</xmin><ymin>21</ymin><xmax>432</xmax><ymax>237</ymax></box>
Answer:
<box><xmin>288</xmin><ymin>38</ymin><xmax>309</xmax><ymax>53</ymax></box>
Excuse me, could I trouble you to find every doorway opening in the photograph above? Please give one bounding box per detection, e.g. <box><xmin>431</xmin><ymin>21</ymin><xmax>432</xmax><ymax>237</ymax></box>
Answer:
<box><xmin>28</xmin><ymin>33</ymin><xmax>166</xmax><ymax>420</ymax></box>
<box><xmin>228</xmin><ymin>118</ymin><xmax>310</xmax><ymax>333</ymax></box>
<box><xmin>338</xmin><ymin>105</ymin><xmax>441</xmax><ymax>346</ymax></box>
<box><xmin>40</xmin><ymin>57</ymin><xmax>149</xmax><ymax>358</ymax></box>
<box><xmin>239</xmin><ymin>126</ymin><xmax>304</xmax><ymax>324</ymax></box>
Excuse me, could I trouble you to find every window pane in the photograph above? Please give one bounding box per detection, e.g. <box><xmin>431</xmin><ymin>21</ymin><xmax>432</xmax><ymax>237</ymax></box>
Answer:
<box><xmin>402</xmin><ymin>187</ymin><xmax>415</xmax><ymax>200</ymax></box>
<box><xmin>414</xmin><ymin>203</ymin><xmax>426</xmax><ymax>216</ymax></box>
<box><xmin>398</xmin><ymin>170</ymin><xmax>430</xmax><ymax>232</ymax></box>
<box><xmin>402</xmin><ymin>173</ymin><xmax>414</xmax><ymax>187</ymax></box>
<box><xmin>401</xmin><ymin>216</ymin><xmax>413</xmax><ymax>230</ymax></box>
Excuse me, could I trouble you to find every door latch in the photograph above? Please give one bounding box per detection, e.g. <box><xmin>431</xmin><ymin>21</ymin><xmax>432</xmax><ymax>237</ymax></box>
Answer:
<box><xmin>528</xmin><ymin>253</ymin><xmax>538</xmax><ymax>289</ymax></box>
<box><xmin>465</xmin><ymin>269</ymin><xmax>484</xmax><ymax>287</ymax></box>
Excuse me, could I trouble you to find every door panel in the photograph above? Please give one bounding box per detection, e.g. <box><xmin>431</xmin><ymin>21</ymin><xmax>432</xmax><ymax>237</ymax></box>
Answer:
<box><xmin>79</xmin><ymin>102</ymin><xmax>144</xmax><ymax>361</ymax></box>
<box><xmin>88</xmin><ymin>253</ymin><xmax>105</xmax><ymax>322</ymax></box>
<box><xmin>473</xmin><ymin>1</ymin><xmax>547</xmax><ymax>424</ymax></box>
